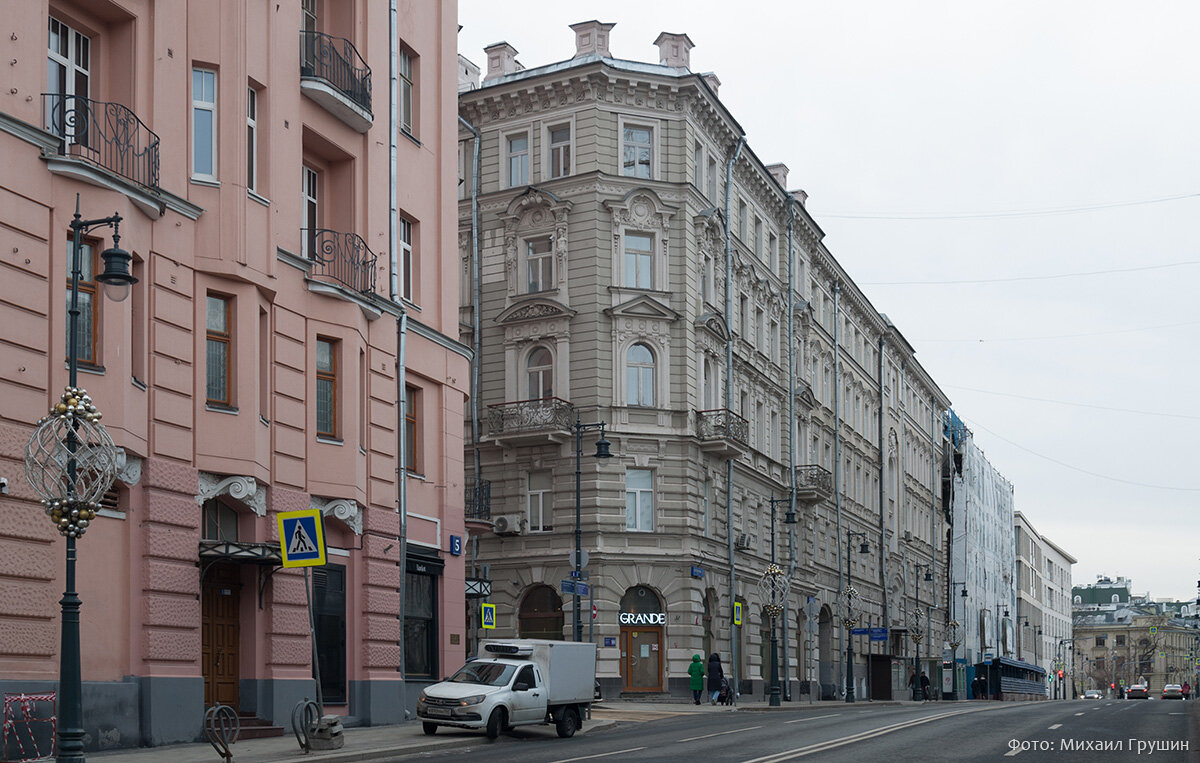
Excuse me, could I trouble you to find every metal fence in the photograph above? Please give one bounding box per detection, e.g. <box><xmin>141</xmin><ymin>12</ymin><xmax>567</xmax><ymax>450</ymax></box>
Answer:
<box><xmin>43</xmin><ymin>93</ymin><xmax>160</xmax><ymax>190</ymax></box>
<box><xmin>300</xmin><ymin>31</ymin><xmax>372</xmax><ymax>114</ymax></box>
<box><xmin>303</xmin><ymin>228</ymin><xmax>378</xmax><ymax>295</ymax></box>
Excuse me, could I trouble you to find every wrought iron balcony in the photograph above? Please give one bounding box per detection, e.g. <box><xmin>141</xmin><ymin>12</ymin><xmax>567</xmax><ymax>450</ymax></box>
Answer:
<box><xmin>696</xmin><ymin>408</ymin><xmax>749</xmax><ymax>458</ymax></box>
<box><xmin>465</xmin><ymin>479</ymin><xmax>491</xmax><ymax>521</ymax></box>
<box><xmin>42</xmin><ymin>93</ymin><xmax>160</xmax><ymax>190</ymax></box>
<box><xmin>487</xmin><ymin>397</ymin><xmax>574</xmax><ymax>446</ymax></box>
<box><xmin>794</xmin><ymin>464</ymin><xmax>834</xmax><ymax>504</ymax></box>
<box><xmin>303</xmin><ymin>228</ymin><xmax>378</xmax><ymax>295</ymax></box>
<box><xmin>299</xmin><ymin>31</ymin><xmax>372</xmax><ymax>130</ymax></box>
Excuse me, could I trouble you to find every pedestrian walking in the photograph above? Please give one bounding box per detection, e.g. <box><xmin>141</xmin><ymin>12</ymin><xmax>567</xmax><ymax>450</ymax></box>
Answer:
<box><xmin>920</xmin><ymin>671</ymin><xmax>931</xmax><ymax>701</ymax></box>
<box><xmin>907</xmin><ymin>670</ymin><xmax>918</xmax><ymax>700</ymax></box>
<box><xmin>707</xmin><ymin>653</ymin><xmax>724</xmax><ymax>705</ymax></box>
<box><xmin>688</xmin><ymin>654</ymin><xmax>706</xmax><ymax>705</ymax></box>
<box><xmin>1183</xmin><ymin>681</ymin><xmax>1191</xmax><ymax>700</ymax></box>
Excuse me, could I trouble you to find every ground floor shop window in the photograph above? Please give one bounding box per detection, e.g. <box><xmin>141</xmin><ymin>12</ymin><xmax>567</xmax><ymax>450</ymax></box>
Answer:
<box><xmin>405</xmin><ymin>571</ymin><xmax>437</xmax><ymax>679</ymax></box>
<box><xmin>519</xmin><ymin>585</ymin><xmax>564</xmax><ymax>639</ymax></box>
<box><xmin>314</xmin><ymin>564</ymin><xmax>347</xmax><ymax>704</ymax></box>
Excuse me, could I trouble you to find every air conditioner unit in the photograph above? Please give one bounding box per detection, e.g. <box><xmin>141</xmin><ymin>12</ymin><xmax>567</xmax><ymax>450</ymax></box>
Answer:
<box><xmin>493</xmin><ymin>514</ymin><xmax>524</xmax><ymax>536</ymax></box>
<box><xmin>904</xmin><ymin>530</ymin><xmax>913</xmax><ymax>542</ymax></box>
<box><xmin>734</xmin><ymin>533</ymin><xmax>752</xmax><ymax>550</ymax></box>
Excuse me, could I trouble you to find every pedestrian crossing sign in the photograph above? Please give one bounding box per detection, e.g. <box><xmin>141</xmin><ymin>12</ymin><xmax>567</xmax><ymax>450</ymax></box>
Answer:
<box><xmin>733</xmin><ymin>601</ymin><xmax>743</xmax><ymax>627</ymax></box>
<box><xmin>481</xmin><ymin>603</ymin><xmax>496</xmax><ymax>629</ymax></box>
<box><xmin>277</xmin><ymin>509</ymin><xmax>327</xmax><ymax>568</ymax></box>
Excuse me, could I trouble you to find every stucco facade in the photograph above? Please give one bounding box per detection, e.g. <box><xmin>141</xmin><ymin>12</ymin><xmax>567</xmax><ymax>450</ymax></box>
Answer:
<box><xmin>1014</xmin><ymin>511</ymin><xmax>1075</xmax><ymax>697</ymax></box>
<box><xmin>458</xmin><ymin>21</ymin><xmax>951</xmax><ymax>703</ymax></box>
<box><xmin>0</xmin><ymin>0</ymin><xmax>465</xmax><ymax>751</ymax></box>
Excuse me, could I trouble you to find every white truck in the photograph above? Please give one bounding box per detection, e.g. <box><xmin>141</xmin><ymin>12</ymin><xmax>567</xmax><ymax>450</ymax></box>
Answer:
<box><xmin>416</xmin><ymin>639</ymin><xmax>596</xmax><ymax>740</ymax></box>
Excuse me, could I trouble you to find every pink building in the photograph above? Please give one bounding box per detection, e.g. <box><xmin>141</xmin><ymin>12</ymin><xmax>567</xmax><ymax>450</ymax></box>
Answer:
<box><xmin>0</xmin><ymin>0</ymin><xmax>465</xmax><ymax>751</ymax></box>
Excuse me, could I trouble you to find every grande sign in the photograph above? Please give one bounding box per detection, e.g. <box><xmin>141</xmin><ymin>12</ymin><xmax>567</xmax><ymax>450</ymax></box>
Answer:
<box><xmin>619</xmin><ymin>612</ymin><xmax>666</xmax><ymax>626</ymax></box>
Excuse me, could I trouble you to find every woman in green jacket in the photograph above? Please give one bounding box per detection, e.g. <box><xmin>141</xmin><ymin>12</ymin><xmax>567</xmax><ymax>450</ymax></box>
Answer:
<box><xmin>688</xmin><ymin>654</ymin><xmax>706</xmax><ymax>705</ymax></box>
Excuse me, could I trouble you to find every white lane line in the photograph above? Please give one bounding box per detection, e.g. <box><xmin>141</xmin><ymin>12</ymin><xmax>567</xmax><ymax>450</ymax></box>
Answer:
<box><xmin>784</xmin><ymin>713</ymin><xmax>841</xmax><ymax>724</ymax></box>
<box><xmin>679</xmin><ymin>725</ymin><xmax>762</xmax><ymax>742</ymax></box>
<box><xmin>1074</xmin><ymin>712</ymin><xmax>1085</xmax><ymax>716</ymax></box>
<box><xmin>1004</xmin><ymin>748</ymin><xmax>1022</xmax><ymax>757</ymax></box>
<box><xmin>1048</xmin><ymin>723</ymin><xmax>1062</xmax><ymax>730</ymax></box>
<box><xmin>551</xmin><ymin>747</ymin><xmax>647</xmax><ymax>763</ymax></box>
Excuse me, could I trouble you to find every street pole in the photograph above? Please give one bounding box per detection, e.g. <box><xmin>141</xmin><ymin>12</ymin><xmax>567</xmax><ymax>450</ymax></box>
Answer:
<box><xmin>769</xmin><ymin>499</ymin><xmax>780</xmax><ymax>706</ymax></box>
<box><xmin>573</xmin><ymin>414</ymin><xmax>610</xmax><ymax>642</ymax></box>
<box><xmin>846</xmin><ymin>533</ymin><xmax>855</xmax><ymax>703</ymax></box>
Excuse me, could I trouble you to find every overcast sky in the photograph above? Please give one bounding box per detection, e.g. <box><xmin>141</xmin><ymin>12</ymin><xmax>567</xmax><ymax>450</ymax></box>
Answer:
<box><xmin>458</xmin><ymin>1</ymin><xmax>1200</xmax><ymax>602</ymax></box>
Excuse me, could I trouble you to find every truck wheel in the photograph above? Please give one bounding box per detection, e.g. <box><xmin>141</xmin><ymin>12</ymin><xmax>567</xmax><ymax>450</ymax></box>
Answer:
<box><xmin>422</xmin><ymin>722</ymin><xmax>438</xmax><ymax>736</ymax></box>
<box><xmin>555</xmin><ymin>707</ymin><xmax>579</xmax><ymax>738</ymax></box>
<box><xmin>486</xmin><ymin>707</ymin><xmax>506</xmax><ymax>740</ymax></box>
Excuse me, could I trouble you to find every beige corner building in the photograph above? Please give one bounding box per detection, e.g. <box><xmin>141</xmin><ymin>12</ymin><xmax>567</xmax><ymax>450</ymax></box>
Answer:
<box><xmin>458</xmin><ymin>21</ymin><xmax>951</xmax><ymax>700</ymax></box>
<box><xmin>1014</xmin><ymin>511</ymin><xmax>1075</xmax><ymax>697</ymax></box>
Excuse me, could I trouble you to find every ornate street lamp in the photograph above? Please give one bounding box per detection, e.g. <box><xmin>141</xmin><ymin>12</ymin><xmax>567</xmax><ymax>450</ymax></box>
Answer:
<box><xmin>841</xmin><ymin>531</ymin><xmax>868</xmax><ymax>702</ymax></box>
<box><xmin>947</xmin><ymin>620</ymin><xmax>962</xmax><ymax>700</ymax></box>
<box><xmin>839</xmin><ymin>583</ymin><xmax>862</xmax><ymax>702</ymax></box>
<box><xmin>909</xmin><ymin>608</ymin><xmax>925</xmax><ymax>700</ymax></box>
<box><xmin>757</xmin><ymin>562</ymin><xmax>790</xmax><ymax>707</ymax></box>
<box><xmin>572</xmin><ymin>413</ymin><xmax>611</xmax><ymax>641</ymax></box>
<box><xmin>23</xmin><ymin>195</ymin><xmax>134</xmax><ymax>762</ymax></box>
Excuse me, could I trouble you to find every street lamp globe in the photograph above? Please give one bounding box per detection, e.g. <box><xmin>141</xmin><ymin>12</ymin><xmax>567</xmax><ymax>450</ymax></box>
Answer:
<box><xmin>96</xmin><ymin>233</ymin><xmax>137</xmax><ymax>302</ymax></box>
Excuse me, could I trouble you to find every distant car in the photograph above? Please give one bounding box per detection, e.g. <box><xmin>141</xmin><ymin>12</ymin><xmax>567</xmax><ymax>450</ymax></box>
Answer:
<box><xmin>1126</xmin><ymin>684</ymin><xmax>1149</xmax><ymax>699</ymax></box>
<box><xmin>1083</xmin><ymin>689</ymin><xmax>1103</xmax><ymax>700</ymax></box>
<box><xmin>1161</xmin><ymin>684</ymin><xmax>1183</xmax><ymax>700</ymax></box>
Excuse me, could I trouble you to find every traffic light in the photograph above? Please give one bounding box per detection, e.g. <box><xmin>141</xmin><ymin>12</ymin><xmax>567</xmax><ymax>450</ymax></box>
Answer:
<box><xmin>1111</xmin><ymin>683</ymin><xmax>1116</xmax><ymax>690</ymax></box>
<box><xmin>1058</xmin><ymin>670</ymin><xmax>1064</xmax><ymax>679</ymax></box>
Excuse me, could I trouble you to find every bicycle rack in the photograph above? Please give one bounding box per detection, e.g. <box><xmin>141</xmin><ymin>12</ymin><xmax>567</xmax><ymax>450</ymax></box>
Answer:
<box><xmin>203</xmin><ymin>704</ymin><xmax>239</xmax><ymax>762</ymax></box>
<box><xmin>291</xmin><ymin>698</ymin><xmax>320</xmax><ymax>753</ymax></box>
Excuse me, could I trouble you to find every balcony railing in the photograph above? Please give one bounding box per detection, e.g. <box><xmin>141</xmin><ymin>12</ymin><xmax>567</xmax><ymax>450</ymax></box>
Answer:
<box><xmin>465</xmin><ymin>479</ymin><xmax>491</xmax><ymax>522</ymax></box>
<box><xmin>42</xmin><ymin>93</ymin><xmax>160</xmax><ymax>190</ymax></box>
<box><xmin>794</xmin><ymin>464</ymin><xmax>834</xmax><ymax>503</ymax></box>
<box><xmin>303</xmin><ymin>228</ymin><xmax>378</xmax><ymax>295</ymax></box>
<box><xmin>487</xmin><ymin>397</ymin><xmax>574</xmax><ymax>439</ymax></box>
<box><xmin>300</xmin><ymin>31</ymin><xmax>372</xmax><ymax>114</ymax></box>
<box><xmin>697</xmin><ymin>408</ymin><xmax>749</xmax><ymax>445</ymax></box>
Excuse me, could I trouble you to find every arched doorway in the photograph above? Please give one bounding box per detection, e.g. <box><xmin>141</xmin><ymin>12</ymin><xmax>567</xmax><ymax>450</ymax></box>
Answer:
<box><xmin>797</xmin><ymin>608</ymin><xmax>808</xmax><ymax>692</ymax></box>
<box><xmin>818</xmin><ymin>604</ymin><xmax>833</xmax><ymax>699</ymax></box>
<box><xmin>518</xmin><ymin>585</ymin><xmax>563</xmax><ymax>640</ymax></box>
<box><xmin>619</xmin><ymin>585</ymin><xmax>664</xmax><ymax>692</ymax></box>
<box><xmin>702</xmin><ymin>588</ymin><xmax>718</xmax><ymax>660</ymax></box>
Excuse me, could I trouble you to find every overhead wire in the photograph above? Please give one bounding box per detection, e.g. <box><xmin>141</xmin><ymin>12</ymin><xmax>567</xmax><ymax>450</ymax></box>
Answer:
<box><xmin>947</xmin><ymin>385</ymin><xmax>1200</xmax><ymax>421</ymax></box>
<box><xmin>818</xmin><ymin>192</ymin><xmax>1200</xmax><ymax>220</ymax></box>
<box><xmin>861</xmin><ymin>261</ymin><xmax>1200</xmax><ymax>286</ymax></box>
<box><xmin>920</xmin><ymin>319</ymin><xmax>1200</xmax><ymax>343</ymax></box>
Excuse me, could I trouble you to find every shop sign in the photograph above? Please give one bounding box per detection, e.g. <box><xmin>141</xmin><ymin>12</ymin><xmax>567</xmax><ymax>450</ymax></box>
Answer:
<box><xmin>619</xmin><ymin>612</ymin><xmax>666</xmax><ymax>626</ymax></box>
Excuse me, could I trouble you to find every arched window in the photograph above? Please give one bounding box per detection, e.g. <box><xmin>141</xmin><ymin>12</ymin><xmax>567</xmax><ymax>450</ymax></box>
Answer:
<box><xmin>626</xmin><ymin>343</ymin><xmax>655</xmax><ymax>406</ymax></box>
<box><xmin>527</xmin><ymin>346</ymin><xmax>553</xmax><ymax>399</ymax></box>
<box><xmin>619</xmin><ymin>585</ymin><xmax>662</xmax><ymax>614</ymax></box>
<box><xmin>518</xmin><ymin>585</ymin><xmax>563</xmax><ymax>640</ymax></box>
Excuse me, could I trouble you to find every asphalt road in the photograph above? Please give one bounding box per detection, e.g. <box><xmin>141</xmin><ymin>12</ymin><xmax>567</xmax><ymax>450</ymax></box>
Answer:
<box><xmin>397</xmin><ymin>699</ymin><xmax>1198</xmax><ymax>762</ymax></box>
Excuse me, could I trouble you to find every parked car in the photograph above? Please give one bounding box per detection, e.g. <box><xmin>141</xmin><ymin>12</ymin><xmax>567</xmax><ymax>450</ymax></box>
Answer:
<box><xmin>1083</xmin><ymin>689</ymin><xmax>1103</xmax><ymax>700</ymax></box>
<box><xmin>1161</xmin><ymin>684</ymin><xmax>1183</xmax><ymax>699</ymax></box>
<box><xmin>1126</xmin><ymin>684</ymin><xmax>1149</xmax><ymax>699</ymax></box>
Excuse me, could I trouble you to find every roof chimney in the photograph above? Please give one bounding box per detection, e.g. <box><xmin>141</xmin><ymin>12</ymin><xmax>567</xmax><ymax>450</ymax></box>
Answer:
<box><xmin>483</xmin><ymin>42</ymin><xmax>521</xmax><ymax>82</ymax></box>
<box><xmin>795</xmin><ymin>189</ymin><xmax>808</xmax><ymax>207</ymax></box>
<box><xmin>570</xmin><ymin>20</ymin><xmax>615</xmax><ymax>59</ymax></box>
<box><xmin>700</xmin><ymin>72</ymin><xmax>721</xmax><ymax>96</ymax></box>
<box><xmin>654</xmin><ymin>32</ymin><xmax>694</xmax><ymax>69</ymax></box>
<box><xmin>766</xmin><ymin>163</ymin><xmax>789</xmax><ymax>189</ymax></box>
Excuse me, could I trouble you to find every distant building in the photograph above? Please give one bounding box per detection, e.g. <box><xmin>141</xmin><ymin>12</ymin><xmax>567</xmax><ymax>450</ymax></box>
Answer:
<box><xmin>1073</xmin><ymin>605</ymin><xmax>1200</xmax><ymax>695</ymax></box>
<box><xmin>1014</xmin><ymin>511</ymin><xmax>1075</xmax><ymax>697</ymax></box>
<box><xmin>1072</xmin><ymin>576</ymin><xmax>1135</xmax><ymax>610</ymax></box>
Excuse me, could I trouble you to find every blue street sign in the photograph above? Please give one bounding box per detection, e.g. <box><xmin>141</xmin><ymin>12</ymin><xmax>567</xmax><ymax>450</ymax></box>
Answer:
<box><xmin>449</xmin><ymin>534</ymin><xmax>463</xmax><ymax>556</ymax></box>
<box><xmin>576</xmin><ymin>582</ymin><xmax>589</xmax><ymax>596</ymax></box>
<box><xmin>604</xmin><ymin>637</ymin><xmax>616</xmax><ymax>647</ymax></box>
<box><xmin>869</xmin><ymin>627</ymin><xmax>888</xmax><ymax>641</ymax></box>
<box><xmin>690</xmin><ymin>565</ymin><xmax>705</xmax><ymax>579</ymax></box>
<box><xmin>560</xmin><ymin>580</ymin><xmax>576</xmax><ymax>595</ymax></box>
<box><xmin>850</xmin><ymin>628</ymin><xmax>869</xmax><ymax>635</ymax></box>
<box><xmin>570</xmin><ymin>570</ymin><xmax>581</xmax><ymax>578</ymax></box>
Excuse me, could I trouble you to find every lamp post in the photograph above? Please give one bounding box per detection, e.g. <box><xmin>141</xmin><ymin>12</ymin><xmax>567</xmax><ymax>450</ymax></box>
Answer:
<box><xmin>839</xmin><ymin>583</ymin><xmax>862</xmax><ymax>703</ymax></box>
<box><xmin>843</xmin><ymin>531</ymin><xmax>868</xmax><ymax>702</ymax></box>
<box><xmin>23</xmin><ymin>195</ymin><xmax>135</xmax><ymax>762</ymax></box>
<box><xmin>949</xmin><ymin>581</ymin><xmax>967</xmax><ymax>700</ymax></box>
<box><xmin>910</xmin><ymin>563</ymin><xmax>932</xmax><ymax>700</ymax></box>
<box><xmin>764</xmin><ymin>492</ymin><xmax>794</xmax><ymax>707</ymax></box>
<box><xmin>946</xmin><ymin>620</ymin><xmax>962</xmax><ymax>701</ymax></box>
<box><xmin>573</xmin><ymin>413</ymin><xmax>611</xmax><ymax>641</ymax></box>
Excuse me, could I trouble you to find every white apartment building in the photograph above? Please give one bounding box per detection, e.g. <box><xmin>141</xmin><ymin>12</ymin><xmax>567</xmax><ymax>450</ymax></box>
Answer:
<box><xmin>1015</xmin><ymin>511</ymin><xmax>1076</xmax><ymax>698</ymax></box>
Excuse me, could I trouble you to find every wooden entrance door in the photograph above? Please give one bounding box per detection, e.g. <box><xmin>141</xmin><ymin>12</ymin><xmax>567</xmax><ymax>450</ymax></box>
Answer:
<box><xmin>202</xmin><ymin>567</ymin><xmax>241</xmax><ymax>709</ymax></box>
<box><xmin>620</xmin><ymin>627</ymin><xmax>663</xmax><ymax>691</ymax></box>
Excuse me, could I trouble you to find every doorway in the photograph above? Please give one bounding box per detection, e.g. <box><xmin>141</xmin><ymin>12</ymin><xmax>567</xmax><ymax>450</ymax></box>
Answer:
<box><xmin>620</xmin><ymin>627</ymin><xmax>663</xmax><ymax>691</ymax></box>
<box><xmin>202</xmin><ymin>565</ymin><xmax>241</xmax><ymax>709</ymax></box>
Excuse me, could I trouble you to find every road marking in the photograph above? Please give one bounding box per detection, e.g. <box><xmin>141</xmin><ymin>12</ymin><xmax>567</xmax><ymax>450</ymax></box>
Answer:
<box><xmin>1169</xmin><ymin>712</ymin><xmax>1186</xmax><ymax>715</ymax></box>
<box><xmin>784</xmin><ymin>713</ymin><xmax>840</xmax><ymax>724</ymax></box>
<box><xmin>552</xmin><ymin>747</ymin><xmax>647</xmax><ymax>763</ymax></box>
<box><xmin>1048</xmin><ymin>723</ymin><xmax>1062</xmax><ymax>729</ymax></box>
<box><xmin>1004</xmin><ymin>748</ymin><xmax>1022</xmax><ymax>757</ymax></box>
<box><xmin>679</xmin><ymin>725</ymin><xmax>762</xmax><ymax>742</ymax></box>
<box><xmin>1074</xmin><ymin>712</ymin><xmax>1085</xmax><ymax>716</ymax></box>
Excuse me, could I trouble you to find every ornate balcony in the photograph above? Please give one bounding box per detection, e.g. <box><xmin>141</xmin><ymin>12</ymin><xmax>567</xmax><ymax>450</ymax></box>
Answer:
<box><xmin>794</xmin><ymin>464</ymin><xmax>834</xmax><ymax>504</ymax></box>
<box><xmin>303</xmin><ymin>228</ymin><xmax>378</xmax><ymax>295</ymax></box>
<box><xmin>465</xmin><ymin>478</ymin><xmax>492</xmax><ymax>534</ymax></box>
<box><xmin>42</xmin><ymin>93</ymin><xmax>160</xmax><ymax>191</ymax></box>
<box><xmin>696</xmin><ymin>408</ymin><xmax>749</xmax><ymax>458</ymax></box>
<box><xmin>486</xmin><ymin>397</ymin><xmax>574</xmax><ymax>447</ymax></box>
<box><xmin>299</xmin><ymin>31</ymin><xmax>373</xmax><ymax>132</ymax></box>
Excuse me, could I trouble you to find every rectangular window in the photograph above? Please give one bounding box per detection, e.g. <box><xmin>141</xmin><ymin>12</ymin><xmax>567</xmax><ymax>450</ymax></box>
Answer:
<box><xmin>131</xmin><ymin>257</ymin><xmax>145</xmax><ymax>384</ymax></box>
<box><xmin>404</xmin><ymin>571</ymin><xmax>437</xmax><ymax>679</ymax></box>
<box><xmin>1095</xmin><ymin>636</ymin><xmax>1106</xmax><ymax>647</ymax></box>
<box><xmin>46</xmin><ymin>18</ymin><xmax>90</xmax><ymax>143</ymax></box>
<box><xmin>246</xmin><ymin>87</ymin><xmax>258</xmax><ymax>191</ymax></box>
<box><xmin>548</xmin><ymin>124</ymin><xmax>571</xmax><ymax>178</ymax></box>
<box><xmin>624</xmin><ymin>232</ymin><xmax>653</xmax><ymax>289</ymax></box>
<box><xmin>316</xmin><ymin>338</ymin><xmax>338</xmax><ymax>438</ymax></box>
<box><xmin>622</xmin><ymin>125</ymin><xmax>652</xmax><ymax>178</ymax></box>
<box><xmin>206</xmin><ymin>295</ymin><xmax>232</xmax><ymax>406</ymax></box>
<box><xmin>399</xmin><ymin>49</ymin><xmax>414</xmax><ymax>135</ymax></box>
<box><xmin>527</xmin><ymin>471</ymin><xmax>552</xmax><ymax>532</ymax></box>
<box><xmin>526</xmin><ymin>236</ymin><xmax>553</xmax><ymax>293</ymax></box>
<box><xmin>625</xmin><ymin>469</ymin><xmax>654</xmax><ymax>532</ymax></box>
<box><xmin>701</xmin><ymin>478</ymin><xmax>710</xmax><ymax>536</ymax></box>
<box><xmin>192</xmin><ymin>68</ymin><xmax>217</xmax><ymax>179</ymax></box>
<box><xmin>754</xmin><ymin>217</ymin><xmax>763</xmax><ymax>257</ymax></box>
<box><xmin>258</xmin><ymin>309</ymin><xmax>270</xmax><ymax>420</ymax></box>
<box><xmin>737</xmin><ymin>199</ymin><xmax>747</xmax><ymax>239</ymax></box>
<box><xmin>769</xmin><ymin>232</ymin><xmax>778</xmax><ymax>271</ymax></box>
<box><xmin>706</xmin><ymin>156</ymin><xmax>717</xmax><ymax>200</ymax></box>
<box><xmin>313</xmin><ymin>564</ymin><xmax>347</xmax><ymax>704</ymax></box>
<box><xmin>693</xmin><ymin>142</ymin><xmax>703</xmax><ymax>188</ymax></box>
<box><xmin>404</xmin><ymin>385</ymin><xmax>418</xmax><ymax>472</ymax></box>
<box><xmin>399</xmin><ymin>217</ymin><xmax>414</xmax><ymax>302</ymax></box>
<box><xmin>507</xmin><ymin>133</ymin><xmax>528</xmax><ymax>187</ymax></box>
<box><xmin>65</xmin><ymin>236</ymin><xmax>98</xmax><ymax>366</ymax></box>
<box><xmin>302</xmin><ymin>165</ymin><xmax>319</xmax><ymax>258</ymax></box>
<box><xmin>754</xmin><ymin>307</ymin><xmax>763</xmax><ymax>349</ymax></box>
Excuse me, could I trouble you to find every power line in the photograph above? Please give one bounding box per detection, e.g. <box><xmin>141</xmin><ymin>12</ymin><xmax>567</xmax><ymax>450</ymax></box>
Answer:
<box><xmin>960</xmin><ymin>415</ymin><xmax>1200</xmax><ymax>492</ymax></box>
<box><xmin>947</xmin><ymin>385</ymin><xmax>1200</xmax><ymax>421</ymax></box>
<box><xmin>921</xmin><ymin>319</ymin><xmax>1200</xmax><ymax>343</ymax></box>
<box><xmin>861</xmin><ymin>261</ymin><xmax>1200</xmax><ymax>286</ymax></box>
<box><xmin>819</xmin><ymin>192</ymin><xmax>1200</xmax><ymax>220</ymax></box>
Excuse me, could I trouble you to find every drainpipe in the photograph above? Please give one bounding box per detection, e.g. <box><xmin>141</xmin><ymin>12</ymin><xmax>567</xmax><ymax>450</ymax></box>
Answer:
<box><xmin>724</xmin><ymin>136</ymin><xmax>745</xmax><ymax>702</ymax></box>
<box><xmin>459</xmin><ymin>114</ymin><xmax>481</xmax><ymax>657</ymax></box>
<box><xmin>928</xmin><ymin>402</ymin><xmax>936</xmax><ymax>669</ymax></box>
<box><xmin>877</xmin><ymin>336</ymin><xmax>888</xmax><ymax>649</ymax></box>
<box><xmin>783</xmin><ymin>196</ymin><xmax>797</xmax><ymax>702</ymax></box>
<box><xmin>833</xmin><ymin>280</ymin><xmax>844</xmax><ymax>696</ymax></box>
<box><xmin>395</xmin><ymin>312</ymin><xmax>409</xmax><ymax>718</ymax></box>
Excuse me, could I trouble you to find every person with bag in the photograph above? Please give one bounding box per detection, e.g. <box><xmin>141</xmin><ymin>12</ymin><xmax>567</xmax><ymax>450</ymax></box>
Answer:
<box><xmin>707</xmin><ymin>653</ymin><xmax>724</xmax><ymax>705</ymax></box>
<box><xmin>688</xmin><ymin>654</ymin><xmax>706</xmax><ymax>705</ymax></box>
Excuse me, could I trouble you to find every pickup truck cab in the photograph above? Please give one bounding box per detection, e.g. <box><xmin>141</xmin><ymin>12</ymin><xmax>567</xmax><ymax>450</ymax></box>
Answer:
<box><xmin>417</xmin><ymin>640</ymin><xmax>596</xmax><ymax>740</ymax></box>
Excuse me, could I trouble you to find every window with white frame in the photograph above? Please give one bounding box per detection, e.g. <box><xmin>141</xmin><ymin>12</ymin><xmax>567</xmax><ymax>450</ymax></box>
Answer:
<box><xmin>302</xmin><ymin>166</ymin><xmax>319</xmax><ymax>258</ymax></box>
<box><xmin>693</xmin><ymin>142</ymin><xmax>703</xmax><ymax>188</ymax></box>
<box><xmin>525</xmin><ymin>236</ymin><xmax>552</xmax><ymax>293</ymax></box>
<box><xmin>192</xmin><ymin>68</ymin><xmax>218</xmax><ymax>179</ymax></box>
<box><xmin>247</xmin><ymin>87</ymin><xmax>258</xmax><ymax>191</ymax></box>
<box><xmin>526</xmin><ymin>471</ymin><xmax>552</xmax><ymax>532</ymax></box>
<box><xmin>737</xmin><ymin>199</ymin><xmax>747</xmax><ymax>239</ymax></box>
<box><xmin>399</xmin><ymin>49</ymin><xmax>414</xmax><ymax>135</ymax></box>
<box><xmin>399</xmin><ymin>216</ymin><xmax>414</xmax><ymax>302</ymax></box>
<box><xmin>754</xmin><ymin>216</ymin><xmax>763</xmax><ymax>258</ymax></box>
<box><xmin>547</xmin><ymin>123</ymin><xmax>571</xmax><ymax>178</ymax></box>
<box><xmin>769</xmin><ymin>232</ymin><xmax>777</xmax><ymax>272</ymax></box>
<box><xmin>506</xmin><ymin>132</ymin><xmax>529</xmax><ymax>187</ymax></box>
<box><xmin>622</xmin><ymin>124</ymin><xmax>653</xmax><ymax>178</ymax></box>
<box><xmin>706</xmin><ymin>155</ymin><xmax>717</xmax><ymax>200</ymax></box>
<box><xmin>626</xmin><ymin>343</ymin><xmax>655</xmax><ymax>406</ymax></box>
<box><xmin>625</xmin><ymin>469</ymin><xmax>653</xmax><ymax>531</ymax></box>
<box><xmin>46</xmin><ymin>18</ymin><xmax>90</xmax><ymax>143</ymax></box>
<box><xmin>754</xmin><ymin>307</ymin><xmax>763</xmax><ymax>349</ymax></box>
<box><xmin>526</xmin><ymin>346</ymin><xmax>553</xmax><ymax>399</ymax></box>
<box><xmin>623</xmin><ymin>232</ymin><xmax>653</xmax><ymax>289</ymax></box>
